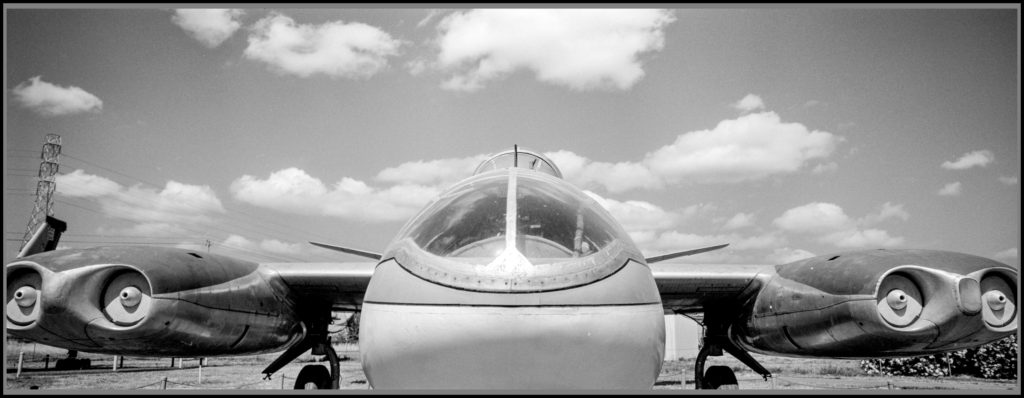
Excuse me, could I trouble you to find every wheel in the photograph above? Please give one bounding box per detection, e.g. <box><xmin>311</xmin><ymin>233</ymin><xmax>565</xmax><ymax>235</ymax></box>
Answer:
<box><xmin>704</xmin><ymin>365</ymin><xmax>738</xmax><ymax>389</ymax></box>
<box><xmin>293</xmin><ymin>364</ymin><xmax>332</xmax><ymax>389</ymax></box>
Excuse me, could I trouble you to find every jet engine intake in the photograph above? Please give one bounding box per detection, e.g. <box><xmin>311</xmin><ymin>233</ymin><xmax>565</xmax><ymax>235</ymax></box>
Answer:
<box><xmin>731</xmin><ymin>250</ymin><xmax>1018</xmax><ymax>358</ymax></box>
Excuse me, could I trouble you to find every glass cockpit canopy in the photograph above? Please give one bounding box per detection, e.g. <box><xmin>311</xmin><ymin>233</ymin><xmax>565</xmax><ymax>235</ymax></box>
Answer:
<box><xmin>389</xmin><ymin>168</ymin><xmax>638</xmax><ymax>292</ymax></box>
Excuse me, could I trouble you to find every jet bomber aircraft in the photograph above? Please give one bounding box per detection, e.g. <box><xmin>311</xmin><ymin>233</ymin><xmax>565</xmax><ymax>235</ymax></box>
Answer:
<box><xmin>5</xmin><ymin>147</ymin><xmax>1019</xmax><ymax>389</ymax></box>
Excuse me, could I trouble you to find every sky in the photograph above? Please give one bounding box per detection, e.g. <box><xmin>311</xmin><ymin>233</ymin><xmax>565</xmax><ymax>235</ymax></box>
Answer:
<box><xmin>4</xmin><ymin>6</ymin><xmax>1019</xmax><ymax>271</ymax></box>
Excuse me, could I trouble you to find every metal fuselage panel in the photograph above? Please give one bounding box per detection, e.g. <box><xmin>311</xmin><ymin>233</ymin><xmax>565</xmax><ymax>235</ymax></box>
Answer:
<box><xmin>360</xmin><ymin>260</ymin><xmax>666</xmax><ymax>389</ymax></box>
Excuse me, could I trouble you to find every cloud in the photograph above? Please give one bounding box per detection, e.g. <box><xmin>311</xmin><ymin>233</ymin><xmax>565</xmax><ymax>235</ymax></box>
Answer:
<box><xmin>998</xmin><ymin>176</ymin><xmax>1018</xmax><ymax>185</ymax></box>
<box><xmin>773</xmin><ymin>202</ymin><xmax>850</xmax><ymax>234</ymax></box>
<box><xmin>433</xmin><ymin>9</ymin><xmax>676</xmax><ymax>91</ymax></box>
<box><xmin>723</xmin><ymin>212</ymin><xmax>756</xmax><ymax>230</ymax></box>
<box><xmin>375</xmin><ymin>154</ymin><xmax>490</xmax><ymax>186</ymax></box>
<box><xmin>861</xmin><ymin>202</ymin><xmax>910</xmax><ymax>225</ymax></box>
<box><xmin>766</xmin><ymin>247</ymin><xmax>816</xmax><ymax>264</ymax></box>
<box><xmin>171</xmin><ymin>9</ymin><xmax>244</xmax><ymax>48</ymax></box>
<box><xmin>230</xmin><ymin>167</ymin><xmax>439</xmax><ymax>222</ymax></box>
<box><xmin>221</xmin><ymin>234</ymin><xmax>306</xmax><ymax>258</ymax></box>
<box><xmin>644</xmin><ymin>112</ymin><xmax>842</xmax><ymax>184</ymax></box>
<box><xmin>732</xmin><ymin>94</ymin><xmax>765</xmax><ymax>113</ymax></box>
<box><xmin>773</xmin><ymin>202</ymin><xmax>906</xmax><ymax>248</ymax></box>
<box><xmin>244</xmin><ymin>12</ymin><xmax>402</xmax><ymax>78</ymax></box>
<box><xmin>55</xmin><ymin>169</ymin><xmax>225</xmax><ymax>234</ymax></box>
<box><xmin>994</xmin><ymin>248</ymin><xmax>1018</xmax><ymax>260</ymax></box>
<box><xmin>546</xmin><ymin>150</ymin><xmax>662</xmax><ymax>193</ymax></box>
<box><xmin>55</xmin><ymin>169</ymin><xmax>121</xmax><ymax>197</ymax></box>
<box><xmin>811</xmin><ymin>162</ymin><xmax>838</xmax><ymax>174</ymax></box>
<box><xmin>583</xmin><ymin>191</ymin><xmax>680</xmax><ymax>233</ymax></box>
<box><xmin>938</xmin><ymin>182</ymin><xmax>962</xmax><ymax>196</ymax></box>
<box><xmin>12</xmin><ymin>76</ymin><xmax>103</xmax><ymax>116</ymax></box>
<box><xmin>547</xmin><ymin>113</ymin><xmax>841</xmax><ymax>191</ymax></box>
<box><xmin>941</xmin><ymin>150</ymin><xmax>994</xmax><ymax>170</ymax></box>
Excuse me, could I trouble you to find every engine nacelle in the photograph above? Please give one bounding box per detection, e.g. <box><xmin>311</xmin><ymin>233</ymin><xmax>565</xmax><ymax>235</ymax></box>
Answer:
<box><xmin>6</xmin><ymin>246</ymin><xmax>304</xmax><ymax>357</ymax></box>
<box><xmin>732</xmin><ymin>249</ymin><xmax>1017</xmax><ymax>358</ymax></box>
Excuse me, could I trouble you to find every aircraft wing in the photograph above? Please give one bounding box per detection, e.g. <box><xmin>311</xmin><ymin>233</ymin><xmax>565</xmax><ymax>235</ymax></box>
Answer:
<box><xmin>652</xmin><ymin>249</ymin><xmax>1018</xmax><ymax>359</ymax></box>
<box><xmin>261</xmin><ymin>262</ymin><xmax>376</xmax><ymax>312</ymax></box>
<box><xmin>652</xmin><ymin>262</ymin><xmax>773</xmax><ymax>320</ymax></box>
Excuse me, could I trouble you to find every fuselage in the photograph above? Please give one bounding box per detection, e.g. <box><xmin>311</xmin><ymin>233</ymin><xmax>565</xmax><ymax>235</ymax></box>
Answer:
<box><xmin>358</xmin><ymin>152</ymin><xmax>666</xmax><ymax>389</ymax></box>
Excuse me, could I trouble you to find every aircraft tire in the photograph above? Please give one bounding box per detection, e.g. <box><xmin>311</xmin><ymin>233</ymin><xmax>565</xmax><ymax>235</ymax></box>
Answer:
<box><xmin>294</xmin><ymin>364</ymin><xmax>332</xmax><ymax>389</ymax></box>
<box><xmin>704</xmin><ymin>365</ymin><xmax>738</xmax><ymax>390</ymax></box>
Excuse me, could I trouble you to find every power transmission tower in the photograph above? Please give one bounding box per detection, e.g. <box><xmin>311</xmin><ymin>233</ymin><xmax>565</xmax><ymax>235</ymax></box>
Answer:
<box><xmin>20</xmin><ymin>134</ymin><xmax>62</xmax><ymax>251</ymax></box>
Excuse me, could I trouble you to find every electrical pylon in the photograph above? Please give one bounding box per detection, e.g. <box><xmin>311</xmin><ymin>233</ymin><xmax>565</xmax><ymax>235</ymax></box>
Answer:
<box><xmin>20</xmin><ymin>134</ymin><xmax>62</xmax><ymax>251</ymax></box>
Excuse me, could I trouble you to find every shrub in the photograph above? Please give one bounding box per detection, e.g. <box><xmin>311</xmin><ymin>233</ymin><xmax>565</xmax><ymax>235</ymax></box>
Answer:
<box><xmin>860</xmin><ymin>335</ymin><xmax>1018</xmax><ymax>379</ymax></box>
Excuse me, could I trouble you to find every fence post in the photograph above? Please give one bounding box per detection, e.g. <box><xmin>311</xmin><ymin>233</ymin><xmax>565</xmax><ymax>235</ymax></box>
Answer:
<box><xmin>198</xmin><ymin>361</ymin><xmax>202</xmax><ymax>385</ymax></box>
<box><xmin>162</xmin><ymin>377</ymin><xmax>168</xmax><ymax>390</ymax></box>
<box><xmin>281</xmin><ymin>375</ymin><xmax>286</xmax><ymax>390</ymax></box>
<box><xmin>113</xmin><ymin>355</ymin><xmax>118</xmax><ymax>371</ymax></box>
<box><xmin>119</xmin><ymin>355</ymin><xmax>124</xmax><ymax>369</ymax></box>
<box><xmin>16</xmin><ymin>352</ymin><xmax>24</xmax><ymax>378</ymax></box>
<box><xmin>170</xmin><ymin>357</ymin><xmax>175</xmax><ymax>368</ymax></box>
<box><xmin>44</xmin><ymin>354</ymin><xmax>50</xmax><ymax>370</ymax></box>
<box><xmin>887</xmin><ymin>381</ymin><xmax>893</xmax><ymax>390</ymax></box>
<box><xmin>179</xmin><ymin>358</ymin><xmax>185</xmax><ymax>369</ymax></box>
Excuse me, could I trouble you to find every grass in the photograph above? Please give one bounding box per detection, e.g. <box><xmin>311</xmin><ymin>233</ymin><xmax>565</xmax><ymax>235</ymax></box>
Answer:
<box><xmin>5</xmin><ymin>339</ymin><xmax>1018</xmax><ymax>391</ymax></box>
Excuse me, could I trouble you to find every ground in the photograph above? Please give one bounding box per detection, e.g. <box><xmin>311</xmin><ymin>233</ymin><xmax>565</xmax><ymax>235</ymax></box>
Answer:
<box><xmin>4</xmin><ymin>340</ymin><xmax>1019</xmax><ymax>391</ymax></box>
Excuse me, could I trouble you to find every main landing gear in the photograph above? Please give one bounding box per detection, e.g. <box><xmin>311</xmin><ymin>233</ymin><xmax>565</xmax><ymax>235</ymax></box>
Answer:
<box><xmin>693</xmin><ymin>322</ymin><xmax>771</xmax><ymax>390</ymax></box>
<box><xmin>261</xmin><ymin>313</ymin><xmax>342</xmax><ymax>389</ymax></box>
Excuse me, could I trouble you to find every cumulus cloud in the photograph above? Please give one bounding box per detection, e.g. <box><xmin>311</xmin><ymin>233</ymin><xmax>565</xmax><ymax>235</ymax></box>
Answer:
<box><xmin>938</xmin><ymin>182</ymin><xmax>962</xmax><ymax>196</ymax></box>
<box><xmin>55</xmin><ymin>169</ymin><xmax>121</xmax><ymax>197</ymax></box>
<box><xmin>375</xmin><ymin>154</ymin><xmax>490</xmax><ymax>186</ymax></box>
<box><xmin>546</xmin><ymin>150</ymin><xmax>662</xmax><ymax>193</ymax></box>
<box><xmin>244</xmin><ymin>12</ymin><xmax>402</xmax><ymax>78</ymax></box>
<box><xmin>55</xmin><ymin>169</ymin><xmax>225</xmax><ymax>234</ymax></box>
<box><xmin>223</xmin><ymin>234</ymin><xmax>303</xmax><ymax>255</ymax></box>
<box><xmin>433</xmin><ymin>9</ymin><xmax>676</xmax><ymax>91</ymax></box>
<box><xmin>12</xmin><ymin>76</ymin><xmax>103</xmax><ymax>116</ymax></box>
<box><xmin>941</xmin><ymin>150</ymin><xmax>994</xmax><ymax>170</ymax></box>
<box><xmin>773</xmin><ymin>202</ymin><xmax>906</xmax><ymax>248</ymax></box>
<box><xmin>645</xmin><ymin>112</ymin><xmax>841</xmax><ymax>184</ymax></box>
<box><xmin>171</xmin><ymin>9</ymin><xmax>244</xmax><ymax>48</ymax></box>
<box><xmin>230</xmin><ymin>167</ymin><xmax>439</xmax><ymax>222</ymax></box>
<box><xmin>998</xmin><ymin>176</ymin><xmax>1018</xmax><ymax>185</ymax></box>
<box><xmin>732</xmin><ymin>94</ymin><xmax>765</xmax><ymax>113</ymax></box>
<box><xmin>583</xmin><ymin>191</ymin><xmax>680</xmax><ymax>233</ymax></box>
<box><xmin>723</xmin><ymin>212</ymin><xmax>756</xmax><ymax>230</ymax></box>
<box><xmin>766</xmin><ymin>247</ymin><xmax>816</xmax><ymax>264</ymax></box>
<box><xmin>547</xmin><ymin>113</ymin><xmax>840</xmax><ymax>191</ymax></box>
<box><xmin>811</xmin><ymin>162</ymin><xmax>838</xmax><ymax>174</ymax></box>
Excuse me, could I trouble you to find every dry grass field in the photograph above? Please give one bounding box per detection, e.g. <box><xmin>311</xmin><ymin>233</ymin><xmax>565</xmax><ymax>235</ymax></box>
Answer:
<box><xmin>4</xmin><ymin>339</ymin><xmax>1019</xmax><ymax>391</ymax></box>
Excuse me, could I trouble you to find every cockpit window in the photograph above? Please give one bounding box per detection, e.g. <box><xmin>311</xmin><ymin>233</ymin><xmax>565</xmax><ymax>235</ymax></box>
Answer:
<box><xmin>514</xmin><ymin>173</ymin><xmax>614</xmax><ymax>258</ymax></box>
<box><xmin>410</xmin><ymin>174</ymin><xmax>508</xmax><ymax>257</ymax></box>
<box><xmin>404</xmin><ymin>170</ymin><xmax>618</xmax><ymax>261</ymax></box>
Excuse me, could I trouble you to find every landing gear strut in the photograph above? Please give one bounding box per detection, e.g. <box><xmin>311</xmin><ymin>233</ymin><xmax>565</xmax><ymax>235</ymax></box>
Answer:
<box><xmin>693</xmin><ymin>323</ymin><xmax>771</xmax><ymax>390</ymax></box>
<box><xmin>261</xmin><ymin>312</ymin><xmax>342</xmax><ymax>389</ymax></box>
